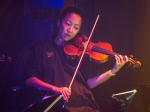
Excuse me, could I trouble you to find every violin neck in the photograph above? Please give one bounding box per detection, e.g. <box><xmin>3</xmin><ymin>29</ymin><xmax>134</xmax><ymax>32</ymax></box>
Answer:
<box><xmin>92</xmin><ymin>45</ymin><xmax>120</xmax><ymax>57</ymax></box>
<box><xmin>91</xmin><ymin>45</ymin><xmax>141</xmax><ymax>68</ymax></box>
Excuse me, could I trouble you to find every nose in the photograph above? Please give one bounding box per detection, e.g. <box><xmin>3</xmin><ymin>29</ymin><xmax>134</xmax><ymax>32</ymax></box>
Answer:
<box><xmin>67</xmin><ymin>26</ymin><xmax>73</xmax><ymax>33</ymax></box>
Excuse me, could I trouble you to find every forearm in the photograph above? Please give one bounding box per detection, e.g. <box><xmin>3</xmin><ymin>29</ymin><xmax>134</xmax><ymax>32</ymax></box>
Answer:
<box><xmin>87</xmin><ymin>55</ymin><xmax>128</xmax><ymax>88</ymax></box>
<box><xmin>26</xmin><ymin>76</ymin><xmax>71</xmax><ymax>101</ymax></box>
<box><xmin>26</xmin><ymin>77</ymin><xmax>55</xmax><ymax>92</ymax></box>
<box><xmin>87</xmin><ymin>70</ymin><xmax>115</xmax><ymax>88</ymax></box>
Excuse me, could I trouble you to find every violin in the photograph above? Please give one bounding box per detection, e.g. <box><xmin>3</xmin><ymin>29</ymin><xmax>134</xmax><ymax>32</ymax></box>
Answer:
<box><xmin>64</xmin><ymin>34</ymin><xmax>141</xmax><ymax>68</ymax></box>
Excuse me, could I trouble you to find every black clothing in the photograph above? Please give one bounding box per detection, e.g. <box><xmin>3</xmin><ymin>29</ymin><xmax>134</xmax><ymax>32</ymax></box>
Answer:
<box><xmin>26</xmin><ymin>38</ymin><xmax>101</xmax><ymax>112</ymax></box>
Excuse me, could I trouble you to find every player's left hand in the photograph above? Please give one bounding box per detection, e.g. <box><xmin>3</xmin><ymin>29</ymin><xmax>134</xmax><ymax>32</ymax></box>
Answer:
<box><xmin>111</xmin><ymin>55</ymin><xmax>128</xmax><ymax>74</ymax></box>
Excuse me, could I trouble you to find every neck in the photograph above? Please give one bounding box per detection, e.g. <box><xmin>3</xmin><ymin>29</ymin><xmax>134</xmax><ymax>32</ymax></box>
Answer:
<box><xmin>55</xmin><ymin>35</ymin><xmax>65</xmax><ymax>46</ymax></box>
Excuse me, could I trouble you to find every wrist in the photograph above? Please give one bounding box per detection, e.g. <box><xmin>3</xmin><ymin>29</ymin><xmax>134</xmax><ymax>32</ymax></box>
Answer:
<box><xmin>51</xmin><ymin>86</ymin><xmax>60</xmax><ymax>93</ymax></box>
<box><xmin>108</xmin><ymin>70</ymin><xmax>116</xmax><ymax>76</ymax></box>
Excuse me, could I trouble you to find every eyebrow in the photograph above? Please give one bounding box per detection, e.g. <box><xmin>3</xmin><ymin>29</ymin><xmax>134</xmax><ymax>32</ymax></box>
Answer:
<box><xmin>66</xmin><ymin>20</ymin><xmax>81</xmax><ymax>27</ymax></box>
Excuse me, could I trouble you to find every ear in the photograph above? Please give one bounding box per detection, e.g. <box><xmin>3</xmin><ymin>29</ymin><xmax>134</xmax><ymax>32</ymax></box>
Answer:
<box><xmin>57</xmin><ymin>19</ymin><xmax>60</xmax><ymax>27</ymax></box>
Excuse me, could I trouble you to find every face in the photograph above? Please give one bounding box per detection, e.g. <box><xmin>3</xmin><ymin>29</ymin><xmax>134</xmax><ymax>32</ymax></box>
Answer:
<box><xmin>57</xmin><ymin>13</ymin><xmax>82</xmax><ymax>42</ymax></box>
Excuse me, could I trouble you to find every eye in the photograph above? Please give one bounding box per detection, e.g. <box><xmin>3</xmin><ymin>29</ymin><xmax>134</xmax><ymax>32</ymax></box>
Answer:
<box><xmin>74</xmin><ymin>27</ymin><xmax>79</xmax><ymax>30</ymax></box>
<box><xmin>65</xmin><ymin>22</ymin><xmax>71</xmax><ymax>26</ymax></box>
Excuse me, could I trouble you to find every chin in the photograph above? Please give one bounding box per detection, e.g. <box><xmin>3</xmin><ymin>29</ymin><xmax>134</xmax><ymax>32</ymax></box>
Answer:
<box><xmin>64</xmin><ymin>37</ymin><xmax>72</xmax><ymax>41</ymax></box>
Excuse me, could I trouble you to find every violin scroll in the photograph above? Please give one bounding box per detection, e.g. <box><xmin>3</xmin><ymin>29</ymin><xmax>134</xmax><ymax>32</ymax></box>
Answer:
<box><xmin>128</xmin><ymin>55</ymin><xmax>141</xmax><ymax>68</ymax></box>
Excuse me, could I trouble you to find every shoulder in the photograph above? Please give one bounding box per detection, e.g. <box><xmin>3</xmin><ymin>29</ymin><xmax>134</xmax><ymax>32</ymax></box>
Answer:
<box><xmin>32</xmin><ymin>36</ymin><xmax>55</xmax><ymax>52</ymax></box>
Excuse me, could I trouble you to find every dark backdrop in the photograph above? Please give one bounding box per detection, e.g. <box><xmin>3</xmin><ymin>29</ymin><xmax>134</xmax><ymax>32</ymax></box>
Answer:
<box><xmin>90</xmin><ymin>1</ymin><xmax>150</xmax><ymax>112</ymax></box>
<box><xmin>0</xmin><ymin>0</ymin><xmax>150</xmax><ymax>112</ymax></box>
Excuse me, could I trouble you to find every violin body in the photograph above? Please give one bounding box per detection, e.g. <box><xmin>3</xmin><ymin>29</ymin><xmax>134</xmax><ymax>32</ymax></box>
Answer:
<box><xmin>64</xmin><ymin>35</ymin><xmax>113</xmax><ymax>63</ymax></box>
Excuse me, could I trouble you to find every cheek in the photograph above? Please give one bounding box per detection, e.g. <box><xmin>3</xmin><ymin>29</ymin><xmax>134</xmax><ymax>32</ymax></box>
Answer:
<box><xmin>74</xmin><ymin>30</ymin><xmax>79</xmax><ymax>36</ymax></box>
<box><xmin>69</xmin><ymin>31</ymin><xmax>79</xmax><ymax>39</ymax></box>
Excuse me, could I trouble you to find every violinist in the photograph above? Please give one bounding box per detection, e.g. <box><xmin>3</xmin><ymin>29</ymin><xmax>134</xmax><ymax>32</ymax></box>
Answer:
<box><xmin>25</xmin><ymin>7</ymin><xmax>128</xmax><ymax>112</ymax></box>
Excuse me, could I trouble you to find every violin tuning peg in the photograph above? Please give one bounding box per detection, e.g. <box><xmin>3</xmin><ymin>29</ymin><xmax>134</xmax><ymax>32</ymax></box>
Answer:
<box><xmin>129</xmin><ymin>55</ymin><xmax>133</xmax><ymax>58</ymax></box>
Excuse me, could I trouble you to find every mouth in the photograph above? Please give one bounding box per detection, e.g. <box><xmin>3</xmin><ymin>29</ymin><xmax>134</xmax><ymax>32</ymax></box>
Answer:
<box><xmin>65</xmin><ymin>33</ymin><xmax>70</xmax><ymax>37</ymax></box>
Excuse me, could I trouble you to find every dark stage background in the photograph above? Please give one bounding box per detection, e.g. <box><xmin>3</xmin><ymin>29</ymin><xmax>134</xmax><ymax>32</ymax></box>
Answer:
<box><xmin>0</xmin><ymin>0</ymin><xmax>150</xmax><ymax>112</ymax></box>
